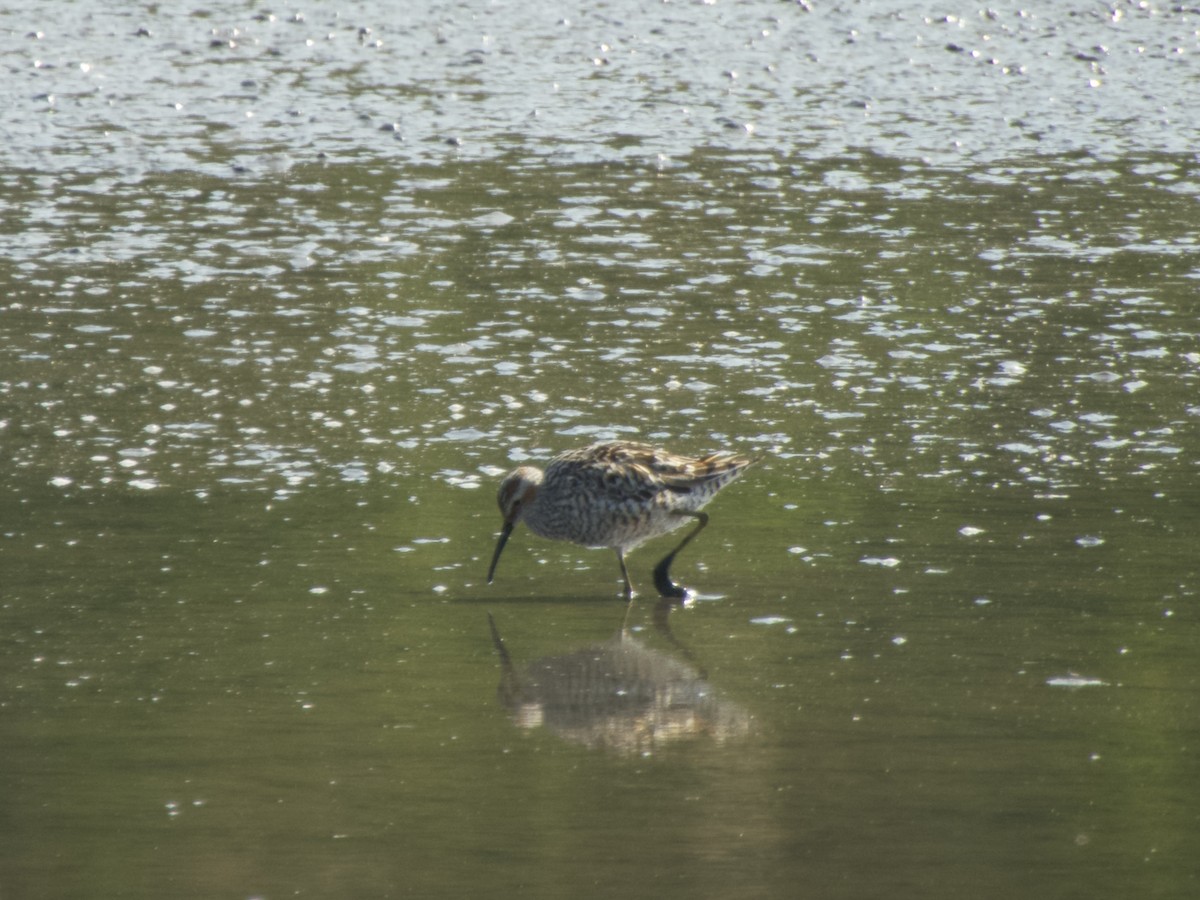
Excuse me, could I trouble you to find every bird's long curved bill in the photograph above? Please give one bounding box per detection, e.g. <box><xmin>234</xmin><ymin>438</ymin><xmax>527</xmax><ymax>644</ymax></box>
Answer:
<box><xmin>487</xmin><ymin>521</ymin><xmax>515</xmax><ymax>584</ymax></box>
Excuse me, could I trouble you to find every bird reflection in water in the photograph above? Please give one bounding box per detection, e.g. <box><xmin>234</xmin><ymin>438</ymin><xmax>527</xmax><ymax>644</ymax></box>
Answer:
<box><xmin>487</xmin><ymin>600</ymin><xmax>751</xmax><ymax>755</ymax></box>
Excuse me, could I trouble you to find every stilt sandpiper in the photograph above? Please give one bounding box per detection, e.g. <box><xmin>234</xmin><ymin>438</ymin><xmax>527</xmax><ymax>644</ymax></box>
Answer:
<box><xmin>486</xmin><ymin>441</ymin><xmax>755</xmax><ymax>599</ymax></box>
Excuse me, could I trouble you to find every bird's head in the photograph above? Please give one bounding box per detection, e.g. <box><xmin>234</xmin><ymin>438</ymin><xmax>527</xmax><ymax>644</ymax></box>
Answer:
<box><xmin>487</xmin><ymin>467</ymin><xmax>542</xmax><ymax>585</ymax></box>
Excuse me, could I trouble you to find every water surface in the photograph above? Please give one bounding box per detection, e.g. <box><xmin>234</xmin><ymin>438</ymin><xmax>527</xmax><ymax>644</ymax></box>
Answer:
<box><xmin>2</xmin><ymin>1</ymin><xmax>1198</xmax><ymax>898</ymax></box>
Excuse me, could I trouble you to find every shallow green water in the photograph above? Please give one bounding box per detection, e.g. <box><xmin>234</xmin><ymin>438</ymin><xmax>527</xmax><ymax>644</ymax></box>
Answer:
<box><xmin>2</xmin><ymin>1</ymin><xmax>1199</xmax><ymax>898</ymax></box>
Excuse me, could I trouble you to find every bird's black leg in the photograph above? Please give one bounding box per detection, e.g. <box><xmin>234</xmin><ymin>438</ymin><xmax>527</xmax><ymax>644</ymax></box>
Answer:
<box><xmin>615</xmin><ymin>549</ymin><xmax>635</xmax><ymax>601</ymax></box>
<box><xmin>652</xmin><ymin>511</ymin><xmax>709</xmax><ymax>598</ymax></box>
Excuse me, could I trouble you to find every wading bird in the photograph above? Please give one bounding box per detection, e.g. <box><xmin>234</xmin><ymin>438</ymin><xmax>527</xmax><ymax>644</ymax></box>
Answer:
<box><xmin>486</xmin><ymin>441</ymin><xmax>754</xmax><ymax>599</ymax></box>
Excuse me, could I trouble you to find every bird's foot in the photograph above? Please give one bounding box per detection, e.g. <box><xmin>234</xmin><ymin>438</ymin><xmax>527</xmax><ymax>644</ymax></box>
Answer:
<box><xmin>652</xmin><ymin>554</ymin><xmax>691</xmax><ymax>600</ymax></box>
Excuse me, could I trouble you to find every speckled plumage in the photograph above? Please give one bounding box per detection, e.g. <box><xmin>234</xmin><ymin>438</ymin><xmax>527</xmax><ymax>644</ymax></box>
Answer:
<box><xmin>487</xmin><ymin>441</ymin><xmax>754</xmax><ymax>599</ymax></box>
